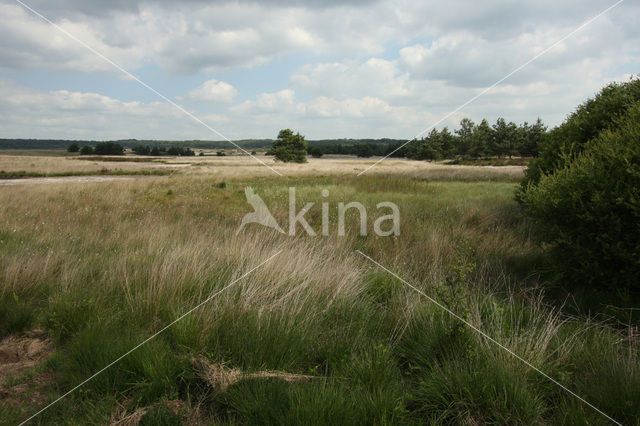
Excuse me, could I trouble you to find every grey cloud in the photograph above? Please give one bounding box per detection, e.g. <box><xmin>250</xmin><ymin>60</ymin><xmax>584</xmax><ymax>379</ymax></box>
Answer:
<box><xmin>7</xmin><ymin>0</ymin><xmax>380</xmax><ymax>18</ymax></box>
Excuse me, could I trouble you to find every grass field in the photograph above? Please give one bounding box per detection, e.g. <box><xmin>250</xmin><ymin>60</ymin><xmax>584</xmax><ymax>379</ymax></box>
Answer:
<box><xmin>0</xmin><ymin>154</ymin><xmax>638</xmax><ymax>425</ymax></box>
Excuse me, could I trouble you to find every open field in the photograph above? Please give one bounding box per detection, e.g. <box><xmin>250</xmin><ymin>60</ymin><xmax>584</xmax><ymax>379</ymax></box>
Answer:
<box><xmin>0</xmin><ymin>155</ymin><xmax>638</xmax><ymax>425</ymax></box>
<box><xmin>0</xmin><ymin>154</ymin><xmax>525</xmax><ymax>181</ymax></box>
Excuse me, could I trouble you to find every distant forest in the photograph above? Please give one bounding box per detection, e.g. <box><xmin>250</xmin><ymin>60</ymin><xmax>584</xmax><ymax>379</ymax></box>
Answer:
<box><xmin>0</xmin><ymin>137</ymin><xmax>404</xmax><ymax>151</ymax></box>
<box><xmin>0</xmin><ymin>116</ymin><xmax>547</xmax><ymax>159</ymax></box>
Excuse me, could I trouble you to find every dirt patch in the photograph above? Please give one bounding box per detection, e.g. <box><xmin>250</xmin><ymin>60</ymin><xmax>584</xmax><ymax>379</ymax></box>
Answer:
<box><xmin>0</xmin><ymin>331</ymin><xmax>54</xmax><ymax>407</ymax></box>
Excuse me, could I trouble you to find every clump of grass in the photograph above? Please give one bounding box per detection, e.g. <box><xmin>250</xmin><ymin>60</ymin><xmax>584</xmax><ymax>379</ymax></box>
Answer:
<box><xmin>0</xmin><ymin>294</ymin><xmax>35</xmax><ymax>337</ymax></box>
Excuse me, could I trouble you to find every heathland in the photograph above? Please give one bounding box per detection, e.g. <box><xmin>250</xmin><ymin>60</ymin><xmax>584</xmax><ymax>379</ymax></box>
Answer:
<box><xmin>0</xmin><ymin>154</ymin><xmax>638</xmax><ymax>425</ymax></box>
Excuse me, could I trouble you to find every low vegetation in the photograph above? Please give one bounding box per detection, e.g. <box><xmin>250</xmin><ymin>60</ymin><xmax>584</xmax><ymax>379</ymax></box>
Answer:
<box><xmin>0</xmin><ymin>170</ymin><xmax>638</xmax><ymax>424</ymax></box>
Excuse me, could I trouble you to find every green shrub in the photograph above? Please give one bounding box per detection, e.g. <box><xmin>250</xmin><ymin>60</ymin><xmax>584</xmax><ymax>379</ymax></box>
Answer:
<box><xmin>166</xmin><ymin>146</ymin><xmax>195</xmax><ymax>156</ymax></box>
<box><xmin>518</xmin><ymin>103</ymin><xmax>640</xmax><ymax>290</ymax></box>
<box><xmin>308</xmin><ymin>146</ymin><xmax>323</xmax><ymax>158</ymax></box>
<box><xmin>67</xmin><ymin>143</ymin><xmax>80</xmax><ymax>153</ymax></box>
<box><xmin>94</xmin><ymin>142</ymin><xmax>124</xmax><ymax>155</ymax></box>
<box><xmin>520</xmin><ymin>77</ymin><xmax>640</xmax><ymax>191</ymax></box>
<box><xmin>79</xmin><ymin>145</ymin><xmax>94</xmax><ymax>155</ymax></box>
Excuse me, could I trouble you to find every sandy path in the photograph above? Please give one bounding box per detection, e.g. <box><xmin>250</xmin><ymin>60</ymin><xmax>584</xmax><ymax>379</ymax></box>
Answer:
<box><xmin>0</xmin><ymin>175</ymin><xmax>150</xmax><ymax>186</ymax></box>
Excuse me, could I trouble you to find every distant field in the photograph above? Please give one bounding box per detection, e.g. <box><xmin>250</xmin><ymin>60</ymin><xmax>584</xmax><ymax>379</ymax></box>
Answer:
<box><xmin>0</xmin><ymin>149</ymin><xmax>75</xmax><ymax>157</ymax></box>
<box><xmin>0</xmin><ymin>154</ymin><xmax>526</xmax><ymax>181</ymax></box>
<box><xmin>0</xmin><ymin>155</ymin><xmax>637</xmax><ymax>424</ymax></box>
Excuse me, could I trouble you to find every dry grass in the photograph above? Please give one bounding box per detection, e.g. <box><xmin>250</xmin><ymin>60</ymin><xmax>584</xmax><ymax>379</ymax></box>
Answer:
<box><xmin>0</xmin><ymin>155</ymin><xmax>183</xmax><ymax>175</ymax></box>
<box><xmin>192</xmin><ymin>356</ymin><xmax>319</xmax><ymax>393</ymax></box>
<box><xmin>0</xmin><ymin>154</ymin><xmax>524</xmax><ymax>181</ymax></box>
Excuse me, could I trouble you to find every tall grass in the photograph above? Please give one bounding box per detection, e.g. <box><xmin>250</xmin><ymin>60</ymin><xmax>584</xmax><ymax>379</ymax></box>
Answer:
<box><xmin>0</xmin><ymin>173</ymin><xmax>637</xmax><ymax>424</ymax></box>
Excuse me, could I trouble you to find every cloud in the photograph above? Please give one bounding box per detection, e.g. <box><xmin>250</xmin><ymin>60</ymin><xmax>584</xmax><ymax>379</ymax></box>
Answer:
<box><xmin>231</xmin><ymin>89</ymin><xmax>298</xmax><ymax>114</ymax></box>
<box><xmin>5</xmin><ymin>0</ymin><xmax>637</xmax><ymax>78</ymax></box>
<box><xmin>179</xmin><ymin>79</ymin><xmax>237</xmax><ymax>102</ymax></box>
<box><xmin>0</xmin><ymin>79</ymin><xmax>227</xmax><ymax>139</ymax></box>
<box><xmin>290</xmin><ymin>58</ymin><xmax>411</xmax><ymax>100</ymax></box>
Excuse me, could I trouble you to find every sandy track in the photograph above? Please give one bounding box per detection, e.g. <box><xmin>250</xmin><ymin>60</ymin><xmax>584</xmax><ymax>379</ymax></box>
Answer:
<box><xmin>0</xmin><ymin>176</ymin><xmax>148</xmax><ymax>186</ymax></box>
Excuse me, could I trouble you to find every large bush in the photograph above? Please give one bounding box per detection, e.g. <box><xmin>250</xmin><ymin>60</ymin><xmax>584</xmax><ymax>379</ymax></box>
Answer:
<box><xmin>520</xmin><ymin>78</ymin><xmax>640</xmax><ymax>190</ymax></box>
<box><xmin>518</xmin><ymin>103</ymin><xmax>640</xmax><ymax>290</ymax></box>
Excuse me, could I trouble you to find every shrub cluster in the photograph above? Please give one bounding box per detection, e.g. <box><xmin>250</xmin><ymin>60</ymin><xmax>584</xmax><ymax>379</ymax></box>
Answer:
<box><xmin>518</xmin><ymin>78</ymin><xmax>640</xmax><ymax>290</ymax></box>
<box><xmin>132</xmin><ymin>145</ymin><xmax>195</xmax><ymax>156</ymax></box>
<box><xmin>77</xmin><ymin>142</ymin><xmax>125</xmax><ymax>155</ymax></box>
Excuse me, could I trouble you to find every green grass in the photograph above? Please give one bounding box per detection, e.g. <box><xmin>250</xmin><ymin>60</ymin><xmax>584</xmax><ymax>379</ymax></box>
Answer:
<box><xmin>0</xmin><ymin>174</ymin><xmax>637</xmax><ymax>424</ymax></box>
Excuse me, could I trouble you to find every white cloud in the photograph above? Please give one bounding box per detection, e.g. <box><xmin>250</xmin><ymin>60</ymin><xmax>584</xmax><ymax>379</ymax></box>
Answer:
<box><xmin>231</xmin><ymin>89</ymin><xmax>298</xmax><ymax>114</ymax></box>
<box><xmin>0</xmin><ymin>79</ymin><xmax>229</xmax><ymax>139</ymax></box>
<box><xmin>179</xmin><ymin>79</ymin><xmax>237</xmax><ymax>102</ymax></box>
<box><xmin>290</xmin><ymin>58</ymin><xmax>411</xmax><ymax>100</ymax></box>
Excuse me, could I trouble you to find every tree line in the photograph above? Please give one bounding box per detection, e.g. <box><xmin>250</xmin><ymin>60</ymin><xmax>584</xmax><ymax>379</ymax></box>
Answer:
<box><xmin>131</xmin><ymin>145</ymin><xmax>196</xmax><ymax>156</ymax></box>
<box><xmin>306</xmin><ymin>117</ymin><xmax>547</xmax><ymax>159</ymax></box>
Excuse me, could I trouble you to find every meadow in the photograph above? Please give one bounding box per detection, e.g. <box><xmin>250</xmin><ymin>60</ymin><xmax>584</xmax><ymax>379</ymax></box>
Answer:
<box><xmin>0</xmin><ymin>154</ymin><xmax>638</xmax><ymax>425</ymax></box>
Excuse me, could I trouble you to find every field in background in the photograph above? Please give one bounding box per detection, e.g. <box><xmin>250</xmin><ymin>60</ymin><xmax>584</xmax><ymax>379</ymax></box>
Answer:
<box><xmin>0</xmin><ymin>154</ymin><xmax>638</xmax><ymax>424</ymax></box>
<box><xmin>0</xmin><ymin>153</ymin><xmax>525</xmax><ymax>181</ymax></box>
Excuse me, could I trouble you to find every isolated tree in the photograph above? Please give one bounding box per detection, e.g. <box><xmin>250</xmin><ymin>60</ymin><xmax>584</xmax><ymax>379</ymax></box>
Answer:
<box><xmin>272</xmin><ymin>129</ymin><xmax>307</xmax><ymax>163</ymax></box>
<box><xmin>67</xmin><ymin>143</ymin><xmax>80</xmax><ymax>153</ymax></box>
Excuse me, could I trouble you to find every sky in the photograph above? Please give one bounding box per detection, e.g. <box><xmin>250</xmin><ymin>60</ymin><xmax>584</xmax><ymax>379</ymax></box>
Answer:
<box><xmin>0</xmin><ymin>0</ymin><xmax>638</xmax><ymax>141</ymax></box>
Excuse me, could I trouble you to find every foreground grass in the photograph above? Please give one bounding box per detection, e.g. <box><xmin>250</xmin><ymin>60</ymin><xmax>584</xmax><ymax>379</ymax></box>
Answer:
<box><xmin>0</xmin><ymin>174</ymin><xmax>638</xmax><ymax>424</ymax></box>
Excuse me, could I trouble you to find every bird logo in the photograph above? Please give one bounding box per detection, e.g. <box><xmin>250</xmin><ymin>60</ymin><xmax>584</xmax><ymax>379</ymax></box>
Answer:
<box><xmin>237</xmin><ymin>187</ymin><xmax>285</xmax><ymax>234</ymax></box>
